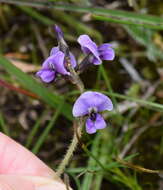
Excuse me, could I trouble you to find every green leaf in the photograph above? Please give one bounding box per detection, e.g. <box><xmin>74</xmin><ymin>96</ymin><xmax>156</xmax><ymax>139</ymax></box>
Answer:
<box><xmin>0</xmin><ymin>56</ymin><xmax>73</xmax><ymax>120</ymax></box>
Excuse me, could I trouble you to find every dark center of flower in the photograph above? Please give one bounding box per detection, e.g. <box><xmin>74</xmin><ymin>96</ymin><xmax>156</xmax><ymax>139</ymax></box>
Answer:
<box><xmin>88</xmin><ymin>107</ymin><xmax>98</xmax><ymax>121</ymax></box>
<box><xmin>90</xmin><ymin>112</ymin><xmax>97</xmax><ymax>121</ymax></box>
<box><xmin>49</xmin><ymin>62</ymin><xmax>55</xmax><ymax>70</ymax></box>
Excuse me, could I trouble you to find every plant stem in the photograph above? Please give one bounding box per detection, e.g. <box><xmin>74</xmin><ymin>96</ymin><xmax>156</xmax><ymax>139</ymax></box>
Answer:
<box><xmin>66</xmin><ymin>57</ymin><xmax>84</xmax><ymax>93</ymax></box>
<box><xmin>56</xmin><ymin>55</ymin><xmax>85</xmax><ymax>177</ymax></box>
<box><xmin>56</xmin><ymin>120</ymin><xmax>83</xmax><ymax>177</ymax></box>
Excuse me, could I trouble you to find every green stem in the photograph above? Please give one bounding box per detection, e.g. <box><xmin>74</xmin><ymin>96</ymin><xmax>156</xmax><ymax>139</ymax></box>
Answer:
<box><xmin>56</xmin><ymin>120</ymin><xmax>83</xmax><ymax>176</ymax></box>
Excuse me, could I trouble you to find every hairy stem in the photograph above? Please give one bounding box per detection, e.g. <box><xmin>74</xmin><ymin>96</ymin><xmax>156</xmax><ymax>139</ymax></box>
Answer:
<box><xmin>56</xmin><ymin>120</ymin><xmax>83</xmax><ymax>176</ymax></box>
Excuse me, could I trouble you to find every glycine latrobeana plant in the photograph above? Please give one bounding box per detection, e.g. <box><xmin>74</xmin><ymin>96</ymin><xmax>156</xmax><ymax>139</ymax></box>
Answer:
<box><xmin>36</xmin><ymin>25</ymin><xmax>115</xmax><ymax>176</ymax></box>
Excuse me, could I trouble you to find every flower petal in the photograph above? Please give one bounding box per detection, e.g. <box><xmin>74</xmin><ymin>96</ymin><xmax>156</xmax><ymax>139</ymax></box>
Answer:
<box><xmin>73</xmin><ymin>91</ymin><xmax>113</xmax><ymax>113</ymax></box>
<box><xmin>54</xmin><ymin>25</ymin><xmax>64</xmax><ymax>40</ymax></box>
<box><xmin>94</xmin><ymin>114</ymin><xmax>106</xmax><ymax>129</ymax></box>
<box><xmin>91</xmin><ymin>57</ymin><xmax>101</xmax><ymax>65</ymax></box>
<box><xmin>72</xmin><ymin>97</ymin><xmax>89</xmax><ymax>117</ymax></box>
<box><xmin>50</xmin><ymin>47</ymin><xmax>76</xmax><ymax>68</ymax></box>
<box><xmin>98</xmin><ymin>43</ymin><xmax>112</xmax><ymax>51</ymax></box>
<box><xmin>50</xmin><ymin>47</ymin><xmax>59</xmax><ymax>56</ymax></box>
<box><xmin>86</xmin><ymin>118</ymin><xmax>97</xmax><ymax>134</ymax></box>
<box><xmin>36</xmin><ymin>69</ymin><xmax>56</xmax><ymax>83</ymax></box>
<box><xmin>98</xmin><ymin>43</ymin><xmax>115</xmax><ymax>61</ymax></box>
<box><xmin>77</xmin><ymin>35</ymin><xmax>101</xmax><ymax>65</ymax></box>
<box><xmin>70</xmin><ymin>52</ymin><xmax>77</xmax><ymax>68</ymax></box>
<box><xmin>53</xmin><ymin>51</ymin><xmax>69</xmax><ymax>75</ymax></box>
<box><xmin>42</xmin><ymin>54</ymin><xmax>58</xmax><ymax>70</ymax></box>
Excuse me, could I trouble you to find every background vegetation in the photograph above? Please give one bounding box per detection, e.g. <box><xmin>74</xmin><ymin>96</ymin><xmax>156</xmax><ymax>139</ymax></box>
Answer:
<box><xmin>0</xmin><ymin>0</ymin><xmax>163</xmax><ymax>189</ymax></box>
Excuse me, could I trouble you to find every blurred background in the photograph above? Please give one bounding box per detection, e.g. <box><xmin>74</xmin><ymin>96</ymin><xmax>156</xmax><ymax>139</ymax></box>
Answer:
<box><xmin>0</xmin><ymin>0</ymin><xmax>163</xmax><ymax>189</ymax></box>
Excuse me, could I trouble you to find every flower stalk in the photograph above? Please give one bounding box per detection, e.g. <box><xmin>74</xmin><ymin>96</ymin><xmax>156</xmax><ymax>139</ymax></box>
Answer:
<box><xmin>66</xmin><ymin>56</ymin><xmax>84</xmax><ymax>93</ymax></box>
<box><xmin>36</xmin><ymin>25</ymin><xmax>114</xmax><ymax>177</ymax></box>
<box><xmin>56</xmin><ymin>51</ymin><xmax>85</xmax><ymax>177</ymax></box>
<box><xmin>56</xmin><ymin>119</ymin><xmax>83</xmax><ymax>177</ymax></box>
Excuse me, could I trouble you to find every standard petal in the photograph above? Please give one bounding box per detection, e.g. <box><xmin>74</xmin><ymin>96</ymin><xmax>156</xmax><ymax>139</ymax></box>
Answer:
<box><xmin>98</xmin><ymin>43</ymin><xmax>115</xmax><ymax>61</ymax></box>
<box><xmin>50</xmin><ymin>47</ymin><xmax>59</xmax><ymax>56</ymax></box>
<box><xmin>36</xmin><ymin>69</ymin><xmax>56</xmax><ymax>83</ymax></box>
<box><xmin>94</xmin><ymin>114</ymin><xmax>106</xmax><ymax>129</ymax></box>
<box><xmin>72</xmin><ymin>97</ymin><xmax>89</xmax><ymax>117</ymax></box>
<box><xmin>77</xmin><ymin>35</ymin><xmax>101</xmax><ymax>65</ymax></box>
<box><xmin>86</xmin><ymin>118</ymin><xmax>97</xmax><ymax>134</ymax></box>
<box><xmin>53</xmin><ymin>51</ymin><xmax>69</xmax><ymax>75</ymax></box>
<box><xmin>74</xmin><ymin>91</ymin><xmax>113</xmax><ymax>112</ymax></box>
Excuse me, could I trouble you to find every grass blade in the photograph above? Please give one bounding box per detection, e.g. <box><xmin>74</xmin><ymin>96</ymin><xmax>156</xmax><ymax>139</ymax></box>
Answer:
<box><xmin>25</xmin><ymin>111</ymin><xmax>45</xmax><ymax>148</ymax></box>
<box><xmin>81</xmin><ymin>133</ymin><xmax>101</xmax><ymax>190</ymax></box>
<box><xmin>0</xmin><ymin>112</ymin><xmax>9</xmax><ymax>135</ymax></box>
<box><xmin>102</xmin><ymin>91</ymin><xmax>163</xmax><ymax>112</ymax></box>
<box><xmin>32</xmin><ymin>103</ymin><xmax>63</xmax><ymax>154</ymax></box>
<box><xmin>2</xmin><ymin>1</ymin><xmax>163</xmax><ymax>30</ymax></box>
<box><xmin>93</xmin><ymin>14</ymin><xmax>163</xmax><ymax>30</ymax></box>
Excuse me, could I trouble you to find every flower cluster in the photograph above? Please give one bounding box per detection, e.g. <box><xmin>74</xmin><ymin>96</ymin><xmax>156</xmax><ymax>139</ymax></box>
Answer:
<box><xmin>37</xmin><ymin>26</ymin><xmax>114</xmax><ymax>83</ymax></box>
<box><xmin>36</xmin><ymin>26</ymin><xmax>76</xmax><ymax>83</ymax></box>
<box><xmin>36</xmin><ymin>25</ymin><xmax>114</xmax><ymax>134</ymax></box>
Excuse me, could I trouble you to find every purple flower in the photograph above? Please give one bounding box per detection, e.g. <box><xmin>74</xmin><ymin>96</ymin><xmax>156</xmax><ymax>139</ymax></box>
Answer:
<box><xmin>36</xmin><ymin>26</ymin><xmax>76</xmax><ymax>83</ymax></box>
<box><xmin>55</xmin><ymin>25</ymin><xmax>64</xmax><ymax>40</ymax></box>
<box><xmin>77</xmin><ymin>35</ymin><xmax>115</xmax><ymax>65</ymax></box>
<box><xmin>72</xmin><ymin>91</ymin><xmax>113</xmax><ymax>134</ymax></box>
